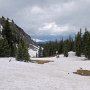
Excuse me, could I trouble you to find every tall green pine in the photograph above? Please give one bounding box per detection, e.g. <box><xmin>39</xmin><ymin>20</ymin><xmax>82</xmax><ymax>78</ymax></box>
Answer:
<box><xmin>75</xmin><ymin>29</ymin><xmax>82</xmax><ymax>56</ymax></box>
<box><xmin>63</xmin><ymin>40</ymin><xmax>68</xmax><ymax>57</ymax></box>
<box><xmin>2</xmin><ymin>18</ymin><xmax>16</xmax><ymax>57</ymax></box>
<box><xmin>16</xmin><ymin>40</ymin><xmax>30</xmax><ymax>62</ymax></box>
<box><xmin>0</xmin><ymin>37</ymin><xmax>10</xmax><ymax>57</ymax></box>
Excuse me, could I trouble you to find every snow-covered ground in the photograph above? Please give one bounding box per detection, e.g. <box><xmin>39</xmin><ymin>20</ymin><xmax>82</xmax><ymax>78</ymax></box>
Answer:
<box><xmin>0</xmin><ymin>52</ymin><xmax>90</xmax><ymax>90</ymax></box>
<box><xmin>28</xmin><ymin>44</ymin><xmax>39</xmax><ymax>58</ymax></box>
<box><xmin>29</xmin><ymin>49</ymin><xmax>38</xmax><ymax>58</ymax></box>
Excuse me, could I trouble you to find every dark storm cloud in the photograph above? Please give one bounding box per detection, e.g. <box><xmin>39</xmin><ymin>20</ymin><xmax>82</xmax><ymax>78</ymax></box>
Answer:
<box><xmin>0</xmin><ymin>0</ymin><xmax>90</xmax><ymax>40</ymax></box>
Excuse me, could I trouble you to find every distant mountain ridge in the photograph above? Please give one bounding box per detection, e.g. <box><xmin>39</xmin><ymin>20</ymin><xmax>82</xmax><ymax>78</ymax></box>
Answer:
<box><xmin>0</xmin><ymin>16</ymin><xmax>37</xmax><ymax>49</ymax></box>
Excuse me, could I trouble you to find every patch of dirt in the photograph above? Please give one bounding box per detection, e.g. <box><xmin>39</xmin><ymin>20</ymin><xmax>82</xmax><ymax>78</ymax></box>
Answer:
<box><xmin>73</xmin><ymin>69</ymin><xmax>90</xmax><ymax>76</ymax></box>
<box><xmin>31</xmin><ymin>60</ymin><xmax>54</xmax><ymax>64</ymax></box>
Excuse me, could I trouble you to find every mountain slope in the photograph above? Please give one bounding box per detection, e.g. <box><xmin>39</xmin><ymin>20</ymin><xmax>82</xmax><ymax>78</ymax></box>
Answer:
<box><xmin>0</xmin><ymin>16</ymin><xmax>37</xmax><ymax>49</ymax></box>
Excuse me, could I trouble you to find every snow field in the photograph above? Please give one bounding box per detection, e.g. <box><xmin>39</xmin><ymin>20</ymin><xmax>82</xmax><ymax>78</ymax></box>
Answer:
<box><xmin>0</xmin><ymin>52</ymin><xmax>90</xmax><ymax>90</ymax></box>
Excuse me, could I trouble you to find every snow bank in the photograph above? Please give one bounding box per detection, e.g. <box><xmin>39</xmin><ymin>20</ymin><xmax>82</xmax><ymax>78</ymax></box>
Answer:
<box><xmin>29</xmin><ymin>49</ymin><xmax>38</xmax><ymax>58</ymax></box>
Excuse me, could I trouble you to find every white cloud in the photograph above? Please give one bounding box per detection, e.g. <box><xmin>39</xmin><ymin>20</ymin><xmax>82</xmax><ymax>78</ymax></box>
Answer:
<box><xmin>30</xmin><ymin>6</ymin><xmax>44</xmax><ymax>14</ymax></box>
<box><xmin>33</xmin><ymin>38</ymin><xmax>47</xmax><ymax>42</ymax></box>
<box><xmin>39</xmin><ymin>22</ymin><xmax>76</xmax><ymax>36</ymax></box>
<box><xmin>0</xmin><ymin>0</ymin><xmax>90</xmax><ymax>40</ymax></box>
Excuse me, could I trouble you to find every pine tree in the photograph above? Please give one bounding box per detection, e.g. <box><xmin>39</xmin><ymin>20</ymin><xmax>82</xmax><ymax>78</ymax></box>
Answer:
<box><xmin>75</xmin><ymin>29</ymin><xmax>82</xmax><ymax>56</ymax></box>
<box><xmin>38</xmin><ymin>46</ymin><xmax>43</xmax><ymax>57</ymax></box>
<box><xmin>2</xmin><ymin>18</ymin><xmax>16</xmax><ymax>57</ymax></box>
<box><xmin>2</xmin><ymin>18</ymin><xmax>12</xmax><ymax>44</ymax></box>
<box><xmin>16</xmin><ymin>42</ymin><xmax>23</xmax><ymax>61</ymax></box>
<box><xmin>63</xmin><ymin>40</ymin><xmax>68</xmax><ymax>57</ymax></box>
<box><xmin>0</xmin><ymin>38</ymin><xmax>3</xmax><ymax>56</ymax></box>
<box><xmin>36</xmin><ymin>53</ymin><xmax>38</xmax><ymax>58</ymax></box>
<box><xmin>0</xmin><ymin>37</ymin><xmax>10</xmax><ymax>57</ymax></box>
<box><xmin>68</xmin><ymin>36</ymin><xmax>73</xmax><ymax>51</ymax></box>
<box><xmin>16</xmin><ymin>40</ymin><xmax>30</xmax><ymax>62</ymax></box>
<box><xmin>86</xmin><ymin>33</ymin><xmax>90</xmax><ymax>59</ymax></box>
<box><xmin>58</xmin><ymin>38</ymin><xmax>63</xmax><ymax>54</ymax></box>
<box><xmin>82</xmin><ymin>29</ymin><xmax>88</xmax><ymax>55</ymax></box>
<box><xmin>82</xmin><ymin>30</ymin><xmax>90</xmax><ymax>59</ymax></box>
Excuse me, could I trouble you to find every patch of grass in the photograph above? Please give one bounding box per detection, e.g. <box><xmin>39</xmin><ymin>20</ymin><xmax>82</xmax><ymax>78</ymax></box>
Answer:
<box><xmin>31</xmin><ymin>60</ymin><xmax>54</xmax><ymax>64</ymax></box>
<box><xmin>73</xmin><ymin>69</ymin><xmax>90</xmax><ymax>76</ymax></box>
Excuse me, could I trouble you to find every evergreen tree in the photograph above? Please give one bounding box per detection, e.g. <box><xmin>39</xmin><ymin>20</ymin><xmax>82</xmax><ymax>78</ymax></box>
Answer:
<box><xmin>0</xmin><ymin>37</ymin><xmax>10</xmax><ymax>57</ymax></box>
<box><xmin>38</xmin><ymin>28</ymin><xmax>90</xmax><ymax>59</ymax></box>
<box><xmin>38</xmin><ymin>46</ymin><xmax>43</xmax><ymax>57</ymax></box>
<box><xmin>2</xmin><ymin>18</ymin><xmax>15</xmax><ymax>56</ymax></box>
<box><xmin>63</xmin><ymin>40</ymin><xmax>68</xmax><ymax>57</ymax></box>
<box><xmin>16</xmin><ymin>40</ymin><xmax>30</xmax><ymax>62</ymax></box>
<box><xmin>82</xmin><ymin>29</ymin><xmax>88</xmax><ymax>55</ymax></box>
<box><xmin>2</xmin><ymin>18</ymin><xmax>12</xmax><ymax>44</ymax></box>
<box><xmin>2</xmin><ymin>16</ymin><xmax>5</xmax><ymax>19</ymax></box>
<box><xmin>86</xmin><ymin>32</ymin><xmax>90</xmax><ymax>59</ymax></box>
<box><xmin>75</xmin><ymin>29</ymin><xmax>82</xmax><ymax>56</ymax></box>
<box><xmin>68</xmin><ymin>36</ymin><xmax>73</xmax><ymax>51</ymax></box>
<box><xmin>16</xmin><ymin>42</ymin><xmax>23</xmax><ymax>61</ymax></box>
<box><xmin>73</xmin><ymin>35</ymin><xmax>76</xmax><ymax>52</ymax></box>
<box><xmin>58</xmin><ymin>38</ymin><xmax>63</xmax><ymax>54</ymax></box>
<box><xmin>36</xmin><ymin>53</ymin><xmax>38</xmax><ymax>58</ymax></box>
<box><xmin>82</xmin><ymin>30</ymin><xmax>90</xmax><ymax>59</ymax></box>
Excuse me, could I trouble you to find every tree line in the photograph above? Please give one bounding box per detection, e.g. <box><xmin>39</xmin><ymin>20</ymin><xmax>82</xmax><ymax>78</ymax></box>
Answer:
<box><xmin>0</xmin><ymin>17</ymin><xmax>90</xmax><ymax>60</ymax></box>
<box><xmin>0</xmin><ymin>17</ymin><xmax>30</xmax><ymax>62</ymax></box>
<box><xmin>38</xmin><ymin>28</ymin><xmax>90</xmax><ymax>59</ymax></box>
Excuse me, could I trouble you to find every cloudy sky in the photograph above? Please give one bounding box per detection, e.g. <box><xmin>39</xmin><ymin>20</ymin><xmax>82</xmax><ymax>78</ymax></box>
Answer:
<box><xmin>0</xmin><ymin>0</ymin><xmax>90</xmax><ymax>41</ymax></box>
